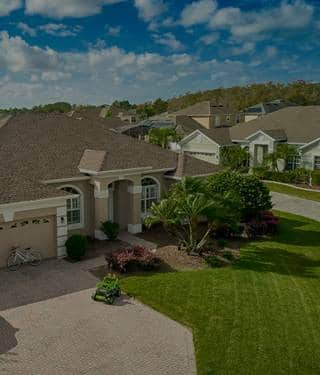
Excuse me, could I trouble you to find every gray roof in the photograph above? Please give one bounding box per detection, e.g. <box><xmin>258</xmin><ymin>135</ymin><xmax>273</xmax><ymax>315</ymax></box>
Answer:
<box><xmin>230</xmin><ymin>106</ymin><xmax>320</xmax><ymax>144</ymax></box>
<box><xmin>171</xmin><ymin>101</ymin><xmax>233</xmax><ymax>117</ymax></box>
<box><xmin>0</xmin><ymin>113</ymin><xmax>219</xmax><ymax>204</ymax></box>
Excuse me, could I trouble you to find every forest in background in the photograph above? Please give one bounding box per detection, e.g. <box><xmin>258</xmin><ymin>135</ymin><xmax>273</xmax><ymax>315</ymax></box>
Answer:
<box><xmin>1</xmin><ymin>81</ymin><xmax>320</xmax><ymax>118</ymax></box>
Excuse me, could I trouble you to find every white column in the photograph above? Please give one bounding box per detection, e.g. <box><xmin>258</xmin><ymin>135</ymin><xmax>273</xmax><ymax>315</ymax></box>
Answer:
<box><xmin>56</xmin><ymin>205</ymin><xmax>68</xmax><ymax>258</ymax></box>
<box><xmin>127</xmin><ymin>184</ymin><xmax>142</xmax><ymax>234</ymax></box>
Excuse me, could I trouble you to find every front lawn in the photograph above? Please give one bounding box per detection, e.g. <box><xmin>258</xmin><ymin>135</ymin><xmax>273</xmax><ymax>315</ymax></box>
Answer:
<box><xmin>265</xmin><ymin>181</ymin><xmax>320</xmax><ymax>202</ymax></box>
<box><xmin>122</xmin><ymin>211</ymin><xmax>320</xmax><ymax>375</ymax></box>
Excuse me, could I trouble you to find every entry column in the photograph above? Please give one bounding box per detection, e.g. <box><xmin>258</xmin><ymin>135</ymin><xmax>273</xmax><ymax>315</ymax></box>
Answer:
<box><xmin>127</xmin><ymin>183</ymin><xmax>142</xmax><ymax>234</ymax></box>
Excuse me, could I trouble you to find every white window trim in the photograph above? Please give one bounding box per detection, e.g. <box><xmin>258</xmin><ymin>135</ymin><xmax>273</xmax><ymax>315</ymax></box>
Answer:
<box><xmin>59</xmin><ymin>185</ymin><xmax>84</xmax><ymax>230</ymax></box>
<box><xmin>141</xmin><ymin>177</ymin><xmax>161</xmax><ymax>219</ymax></box>
<box><xmin>314</xmin><ymin>155</ymin><xmax>320</xmax><ymax>170</ymax></box>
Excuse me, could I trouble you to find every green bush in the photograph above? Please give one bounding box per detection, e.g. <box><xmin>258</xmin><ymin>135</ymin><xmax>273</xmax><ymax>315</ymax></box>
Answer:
<box><xmin>217</xmin><ymin>238</ymin><xmax>228</xmax><ymax>248</ymax></box>
<box><xmin>100</xmin><ymin>221</ymin><xmax>120</xmax><ymax>240</ymax></box>
<box><xmin>222</xmin><ymin>250</ymin><xmax>234</xmax><ymax>261</ymax></box>
<box><xmin>65</xmin><ymin>235</ymin><xmax>88</xmax><ymax>260</ymax></box>
<box><xmin>253</xmin><ymin>167</ymin><xmax>311</xmax><ymax>184</ymax></box>
<box><xmin>312</xmin><ymin>171</ymin><xmax>320</xmax><ymax>185</ymax></box>
<box><xmin>207</xmin><ymin>171</ymin><xmax>272</xmax><ymax>219</ymax></box>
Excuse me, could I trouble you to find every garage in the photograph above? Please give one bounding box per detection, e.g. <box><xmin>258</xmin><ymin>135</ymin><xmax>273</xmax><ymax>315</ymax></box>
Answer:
<box><xmin>0</xmin><ymin>215</ymin><xmax>57</xmax><ymax>268</ymax></box>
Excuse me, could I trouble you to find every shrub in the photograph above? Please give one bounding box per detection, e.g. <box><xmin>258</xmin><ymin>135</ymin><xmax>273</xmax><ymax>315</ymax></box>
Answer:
<box><xmin>244</xmin><ymin>211</ymin><xmax>279</xmax><ymax>238</ymax></box>
<box><xmin>207</xmin><ymin>171</ymin><xmax>272</xmax><ymax>219</ymax></box>
<box><xmin>110</xmin><ymin>246</ymin><xmax>161</xmax><ymax>273</ymax></box>
<box><xmin>217</xmin><ymin>238</ymin><xmax>228</xmax><ymax>249</ymax></box>
<box><xmin>100</xmin><ymin>221</ymin><xmax>120</xmax><ymax>240</ymax></box>
<box><xmin>312</xmin><ymin>171</ymin><xmax>320</xmax><ymax>185</ymax></box>
<box><xmin>93</xmin><ymin>276</ymin><xmax>121</xmax><ymax>304</ymax></box>
<box><xmin>212</xmin><ymin>223</ymin><xmax>240</xmax><ymax>239</ymax></box>
<box><xmin>205</xmin><ymin>255</ymin><xmax>224</xmax><ymax>268</ymax></box>
<box><xmin>65</xmin><ymin>235</ymin><xmax>88</xmax><ymax>260</ymax></box>
<box><xmin>253</xmin><ymin>167</ymin><xmax>311</xmax><ymax>185</ymax></box>
<box><xmin>222</xmin><ymin>250</ymin><xmax>234</xmax><ymax>261</ymax></box>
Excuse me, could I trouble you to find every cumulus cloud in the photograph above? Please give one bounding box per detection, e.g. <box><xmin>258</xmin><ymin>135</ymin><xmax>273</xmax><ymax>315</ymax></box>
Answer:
<box><xmin>209</xmin><ymin>1</ymin><xmax>314</xmax><ymax>39</ymax></box>
<box><xmin>231</xmin><ymin>42</ymin><xmax>255</xmax><ymax>56</ymax></box>
<box><xmin>153</xmin><ymin>32</ymin><xmax>183</xmax><ymax>50</ymax></box>
<box><xmin>17</xmin><ymin>22</ymin><xmax>37</xmax><ymax>37</ymax></box>
<box><xmin>200</xmin><ymin>32</ymin><xmax>219</xmax><ymax>45</ymax></box>
<box><xmin>39</xmin><ymin>23</ymin><xmax>82</xmax><ymax>37</ymax></box>
<box><xmin>0</xmin><ymin>0</ymin><xmax>22</xmax><ymax>16</ymax></box>
<box><xmin>106</xmin><ymin>25</ymin><xmax>121</xmax><ymax>36</ymax></box>
<box><xmin>134</xmin><ymin>0</ymin><xmax>167</xmax><ymax>22</ymax></box>
<box><xmin>25</xmin><ymin>0</ymin><xmax>124</xmax><ymax>18</ymax></box>
<box><xmin>180</xmin><ymin>0</ymin><xmax>217</xmax><ymax>27</ymax></box>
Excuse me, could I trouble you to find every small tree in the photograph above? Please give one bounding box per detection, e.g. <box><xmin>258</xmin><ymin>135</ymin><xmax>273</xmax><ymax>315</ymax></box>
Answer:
<box><xmin>149</xmin><ymin>128</ymin><xmax>180</xmax><ymax>148</ymax></box>
<box><xmin>145</xmin><ymin>177</ymin><xmax>240</xmax><ymax>254</ymax></box>
<box><xmin>264</xmin><ymin>144</ymin><xmax>299</xmax><ymax>171</ymax></box>
<box><xmin>220</xmin><ymin>146</ymin><xmax>249</xmax><ymax>171</ymax></box>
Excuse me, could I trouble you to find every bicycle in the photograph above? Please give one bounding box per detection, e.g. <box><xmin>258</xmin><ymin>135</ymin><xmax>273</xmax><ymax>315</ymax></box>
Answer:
<box><xmin>7</xmin><ymin>246</ymin><xmax>42</xmax><ymax>271</ymax></box>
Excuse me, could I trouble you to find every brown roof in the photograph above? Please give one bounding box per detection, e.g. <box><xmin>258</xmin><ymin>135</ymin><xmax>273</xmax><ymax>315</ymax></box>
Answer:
<box><xmin>0</xmin><ymin>113</ymin><xmax>219</xmax><ymax>204</ymax></box>
<box><xmin>171</xmin><ymin>101</ymin><xmax>233</xmax><ymax>117</ymax></box>
<box><xmin>230</xmin><ymin>106</ymin><xmax>320</xmax><ymax>143</ymax></box>
<box><xmin>78</xmin><ymin>150</ymin><xmax>107</xmax><ymax>173</ymax></box>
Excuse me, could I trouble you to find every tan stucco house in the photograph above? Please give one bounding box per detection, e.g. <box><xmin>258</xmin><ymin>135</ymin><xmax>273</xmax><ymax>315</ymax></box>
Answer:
<box><xmin>0</xmin><ymin>113</ymin><xmax>219</xmax><ymax>267</ymax></box>
<box><xmin>179</xmin><ymin>106</ymin><xmax>320</xmax><ymax>169</ymax></box>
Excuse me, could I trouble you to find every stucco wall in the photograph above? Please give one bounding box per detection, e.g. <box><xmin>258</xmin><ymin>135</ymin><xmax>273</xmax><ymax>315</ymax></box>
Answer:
<box><xmin>302</xmin><ymin>140</ymin><xmax>320</xmax><ymax>170</ymax></box>
<box><xmin>50</xmin><ymin>179</ymin><xmax>95</xmax><ymax>237</ymax></box>
<box><xmin>191</xmin><ymin>116</ymin><xmax>210</xmax><ymax>129</ymax></box>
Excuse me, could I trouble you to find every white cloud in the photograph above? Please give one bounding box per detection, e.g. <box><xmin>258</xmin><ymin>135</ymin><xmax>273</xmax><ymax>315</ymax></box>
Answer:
<box><xmin>231</xmin><ymin>42</ymin><xmax>255</xmax><ymax>55</ymax></box>
<box><xmin>0</xmin><ymin>31</ymin><xmax>60</xmax><ymax>73</ymax></box>
<box><xmin>41</xmin><ymin>71</ymin><xmax>72</xmax><ymax>81</ymax></box>
<box><xmin>25</xmin><ymin>0</ymin><xmax>123</xmax><ymax>18</ymax></box>
<box><xmin>180</xmin><ymin>0</ymin><xmax>217</xmax><ymax>27</ymax></box>
<box><xmin>200</xmin><ymin>32</ymin><xmax>219</xmax><ymax>45</ymax></box>
<box><xmin>153</xmin><ymin>32</ymin><xmax>183</xmax><ymax>50</ymax></box>
<box><xmin>106</xmin><ymin>25</ymin><xmax>121</xmax><ymax>36</ymax></box>
<box><xmin>17</xmin><ymin>22</ymin><xmax>37</xmax><ymax>37</ymax></box>
<box><xmin>265</xmin><ymin>46</ymin><xmax>278</xmax><ymax>58</ymax></box>
<box><xmin>209</xmin><ymin>1</ymin><xmax>314</xmax><ymax>40</ymax></box>
<box><xmin>0</xmin><ymin>0</ymin><xmax>22</xmax><ymax>16</ymax></box>
<box><xmin>39</xmin><ymin>23</ymin><xmax>82</xmax><ymax>37</ymax></box>
<box><xmin>134</xmin><ymin>0</ymin><xmax>167</xmax><ymax>22</ymax></box>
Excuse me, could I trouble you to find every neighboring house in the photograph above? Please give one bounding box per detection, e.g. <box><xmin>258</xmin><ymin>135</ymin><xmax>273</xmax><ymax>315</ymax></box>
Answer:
<box><xmin>244</xmin><ymin>99</ymin><xmax>294</xmax><ymax>122</ymax></box>
<box><xmin>169</xmin><ymin>101</ymin><xmax>244</xmax><ymax>128</ymax></box>
<box><xmin>0</xmin><ymin>113</ymin><xmax>219</xmax><ymax>267</ymax></box>
<box><xmin>179</xmin><ymin>106</ymin><xmax>320</xmax><ymax>168</ymax></box>
<box><xmin>100</xmin><ymin>106</ymin><xmax>140</xmax><ymax>124</ymax></box>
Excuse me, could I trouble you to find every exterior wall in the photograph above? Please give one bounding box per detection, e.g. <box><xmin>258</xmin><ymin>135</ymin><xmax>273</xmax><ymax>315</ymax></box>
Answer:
<box><xmin>245</xmin><ymin>114</ymin><xmax>260</xmax><ymax>122</ymax></box>
<box><xmin>50</xmin><ymin>180</ymin><xmax>95</xmax><ymax>237</ymax></box>
<box><xmin>191</xmin><ymin>116</ymin><xmax>210</xmax><ymax>129</ymax></box>
<box><xmin>180</xmin><ymin>133</ymin><xmax>220</xmax><ymax>164</ymax></box>
<box><xmin>0</xmin><ymin>208</ymin><xmax>57</xmax><ymax>268</ymax></box>
<box><xmin>302</xmin><ymin>140</ymin><xmax>320</xmax><ymax>170</ymax></box>
<box><xmin>247</xmin><ymin>133</ymin><xmax>275</xmax><ymax>167</ymax></box>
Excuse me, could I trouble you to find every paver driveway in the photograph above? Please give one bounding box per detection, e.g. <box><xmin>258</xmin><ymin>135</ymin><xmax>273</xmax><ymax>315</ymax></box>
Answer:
<box><xmin>0</xmin><ymin>258</ymin><xmax>196</xmax><ymax>375</ymax></box>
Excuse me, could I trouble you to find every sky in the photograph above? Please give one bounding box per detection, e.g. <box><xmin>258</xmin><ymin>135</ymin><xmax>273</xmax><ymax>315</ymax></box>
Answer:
<box><xmin>0</xmin><ymin>0</ymin><xmax>319</xmax><ymax>108</ymax></box>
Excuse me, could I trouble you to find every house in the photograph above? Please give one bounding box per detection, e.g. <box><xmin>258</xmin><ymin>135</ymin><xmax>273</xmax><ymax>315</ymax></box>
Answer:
<box><xmin>0</xmin><ymin>113</ymin><xmax>220</xmax><ymax>267</ymax></box>
<box><xmin>100</xmin><ymin>106</ymin><xmax>140</xmax><ymax>124</ymax></box>
<box><xmin>179</xmin><ymin>106</ymin><xmax>320</xmax><ymax>169</ymax></box>
<box><xmin>169</xmin><ymin>101</ymin><xmax>244</xmax><ymax>128</ymax></box>
<box><xmin>244</xmin><ymin>99</ymin><xmax>294</xmax><ymax>123</ymax></box>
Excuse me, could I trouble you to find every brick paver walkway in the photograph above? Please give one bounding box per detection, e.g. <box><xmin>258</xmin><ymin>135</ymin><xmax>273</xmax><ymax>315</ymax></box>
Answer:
<box><xmin>0</xmin><ymin>259</ymin><xmax>196</xmax><ymax>375</ymax></box>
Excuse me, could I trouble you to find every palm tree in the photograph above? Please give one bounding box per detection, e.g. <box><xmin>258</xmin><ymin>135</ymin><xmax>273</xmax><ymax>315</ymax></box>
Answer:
<box><xmin>145</xmin><ymin>178</ymin><xmax>240</xmax><ymax>254</ymax></box>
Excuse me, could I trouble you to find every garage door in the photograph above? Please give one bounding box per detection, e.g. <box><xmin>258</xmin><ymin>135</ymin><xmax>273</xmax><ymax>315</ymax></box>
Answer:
<box><xmin>0</xmin><ymin>215</ymin><xmax>56</xmax><ymax>268</ymax></box>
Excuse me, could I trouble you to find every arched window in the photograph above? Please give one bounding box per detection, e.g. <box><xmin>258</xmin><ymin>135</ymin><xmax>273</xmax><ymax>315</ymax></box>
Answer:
<box><xmin>60</xmin><ymin>186</ymin><xmax>83</xmax><ymax>228</ymax></box>
<box><xmin>141</xmin><ymin>177</ymin><xmax>160</xmax><ymax>217</ymax></box>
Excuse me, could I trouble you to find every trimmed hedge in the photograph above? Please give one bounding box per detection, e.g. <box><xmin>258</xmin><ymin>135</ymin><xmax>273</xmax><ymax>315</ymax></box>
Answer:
<box><xmin>65</xmin><ymin>235</ymin><xmax>88</xmax><ymax>260</ymax></box>
<box><xmin>253</xmin><ymin>167</ymin><xmax>320</xmax><ymax>186</ymax></box>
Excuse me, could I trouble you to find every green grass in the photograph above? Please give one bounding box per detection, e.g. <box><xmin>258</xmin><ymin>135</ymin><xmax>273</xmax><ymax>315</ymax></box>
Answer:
<box><xmin>265</xmin><ymin>181</ymin><xmax>320</xmax><ymax>202</ymax></box>
<box><xmin>121</xmin><ymin>212</ymin><xmax>320</xmax><ymax>375</ymax></box>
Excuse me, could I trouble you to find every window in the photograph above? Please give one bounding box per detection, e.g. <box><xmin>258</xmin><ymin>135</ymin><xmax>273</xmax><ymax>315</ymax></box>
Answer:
<box><xmin>141</xmin><ymin>178</ymin><xmax>160</xmax><ymax>217</ymax></box>
<box><xmin>314</xmin><ymin>156</ymin><xmax>320</xmax><ymax>170</ymax></box>
<box><xmin>287</xmin><ymin>154</ymin><xmax>302</xmax><ymax>170</ymax></box>
<box><xmin>226</xmin><ymin>114</ymin><xmax>231</xmax><ymax>121</ymax></box>
<box><xmin>61</xmin><ymin>187</ymin><xmax>82</xmax><ymax>227</ymax></box>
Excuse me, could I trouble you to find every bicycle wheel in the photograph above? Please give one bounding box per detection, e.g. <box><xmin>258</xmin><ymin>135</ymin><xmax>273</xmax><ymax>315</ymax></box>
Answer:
<box><xmin>30</xmin><ymin>251</ymin><xmax>42</xmax><ymax>266</ymax></box>
<box><xmin>7</xmin><ymin>253</ymin><xmax>22</xmax><ymax>271</ymax></box>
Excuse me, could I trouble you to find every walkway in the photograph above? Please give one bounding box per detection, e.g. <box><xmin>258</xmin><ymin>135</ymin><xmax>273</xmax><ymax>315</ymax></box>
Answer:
<box><xmin>272</xmin><ymin>192</ymin><xmax>320</xmax><ymax>222</ymax></box>
<box><xmin>0</xmin><ymin>258</ymin><xmax>196</xmax><ymax>375</ymax></box>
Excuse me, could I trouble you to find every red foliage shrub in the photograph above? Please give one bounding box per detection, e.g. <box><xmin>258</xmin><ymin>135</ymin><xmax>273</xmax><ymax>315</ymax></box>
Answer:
<box><xmin>244</xmin><ymin>211</ymin><xmax>279</xmax><ymax>238</ymax></box>
<box><xmin>110</xmin><ymin>246</ymin><xmax>161</xmax><ymax>273</ymax></box>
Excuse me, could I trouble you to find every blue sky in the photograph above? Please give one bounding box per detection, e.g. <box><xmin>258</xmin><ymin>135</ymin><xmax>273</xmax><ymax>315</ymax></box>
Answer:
<box><xmin>0</xmin><ymin>0</ymin><xmax>319</xmax><ymax>107</ymax></box>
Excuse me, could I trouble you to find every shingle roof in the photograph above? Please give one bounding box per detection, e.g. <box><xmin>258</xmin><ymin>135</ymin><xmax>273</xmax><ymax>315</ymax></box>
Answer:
<box><xmin>0</xmin><ymin>113</ymin><xmax>219</xmax><ymax>204</ymax></box>
<box><xmin>230</xmin><ymin>106</ymin><xmax>320</xmax><ymax>144</ymax></box>
<box><xmin>171</xmin><ymin>101</ymin><xmax>231</xmax><ymax>117</ymax></box>
<box><xmin>244</xmin><ymin>99</ymin><xmax>294</xmax><ymax>115</ymax></box>
<box><xmin>78</xmin><ymin>150</ymin><xmax>107</xmax><ymax>173</ymax></box>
